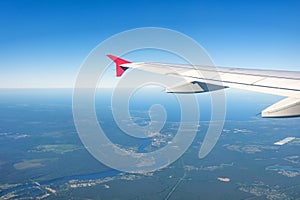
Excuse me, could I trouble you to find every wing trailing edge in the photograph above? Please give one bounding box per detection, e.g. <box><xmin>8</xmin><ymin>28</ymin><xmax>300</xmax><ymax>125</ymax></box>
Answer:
<box><xmin>165</xmin><ymin>82</ymin><xmax>226</xmax><ymax>94</ymax></box>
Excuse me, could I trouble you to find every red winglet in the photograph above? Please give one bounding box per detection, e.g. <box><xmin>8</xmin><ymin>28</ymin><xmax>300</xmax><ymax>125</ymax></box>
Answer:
<box><xmin>107</xmin><ymin>54</ymin><xmax>131</xmax><ymax>77</ymax></box>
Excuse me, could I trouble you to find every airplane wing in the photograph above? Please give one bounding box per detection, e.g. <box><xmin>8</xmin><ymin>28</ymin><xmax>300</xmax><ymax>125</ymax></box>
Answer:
<box><xmin>107</xmin><ymin>54</ymin><xmax>300</xmax><ymax>118</ymax></box>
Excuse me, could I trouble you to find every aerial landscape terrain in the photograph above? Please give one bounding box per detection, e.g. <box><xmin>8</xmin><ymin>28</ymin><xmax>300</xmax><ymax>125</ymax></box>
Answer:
<box><xmin>0</xmin><ymin>89</ymin><xmax>299</xmax><ymax>199</ymax></box>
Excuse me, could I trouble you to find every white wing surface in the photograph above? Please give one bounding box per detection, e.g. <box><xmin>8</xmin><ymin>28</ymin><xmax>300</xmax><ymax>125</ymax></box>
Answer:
<box><xmin>108</xmin><ymin>55</ymin><xmax>300</xmax><ymax>118</ymax></box>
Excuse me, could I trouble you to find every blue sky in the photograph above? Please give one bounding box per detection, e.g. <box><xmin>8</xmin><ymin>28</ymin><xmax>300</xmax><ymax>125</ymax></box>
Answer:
<box><xmin>0</xmin><ymin>0</ymin><xmax>300</xmax><ymax>88</ymax></box>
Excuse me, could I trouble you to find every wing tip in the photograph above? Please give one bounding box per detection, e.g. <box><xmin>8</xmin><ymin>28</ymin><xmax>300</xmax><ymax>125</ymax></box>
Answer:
<box><xmin>107</xmin><ymin>54</ymin><xmax>131</xmax><ymax>77</ymax></box>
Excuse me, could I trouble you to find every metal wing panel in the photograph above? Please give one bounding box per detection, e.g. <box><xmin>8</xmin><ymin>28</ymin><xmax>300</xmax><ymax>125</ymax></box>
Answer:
<box><xmin>116</xmin><ymin>57</ymin><xmax>300</xmax><ymax>117</ymax></box>
<box><xmin>217</xmin><ymin>73</ymin><xmax>265</xmax><ymax>85</ymax></box>
<box><xmin>123</xmin><ymin>62</ymin><xmax>300</xmax><ymax>97</ymax></box>
<box><xmin>253</xmin><ymin>78</ymin><xmax>300</xmax><ymax>91</ymax></box>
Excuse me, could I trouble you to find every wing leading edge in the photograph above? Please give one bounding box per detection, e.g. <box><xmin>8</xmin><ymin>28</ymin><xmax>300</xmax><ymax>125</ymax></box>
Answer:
<box><xmin>107</xmin><ymin>55</ymin><xmax>300</xmax><ymax>118</ymax></box>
